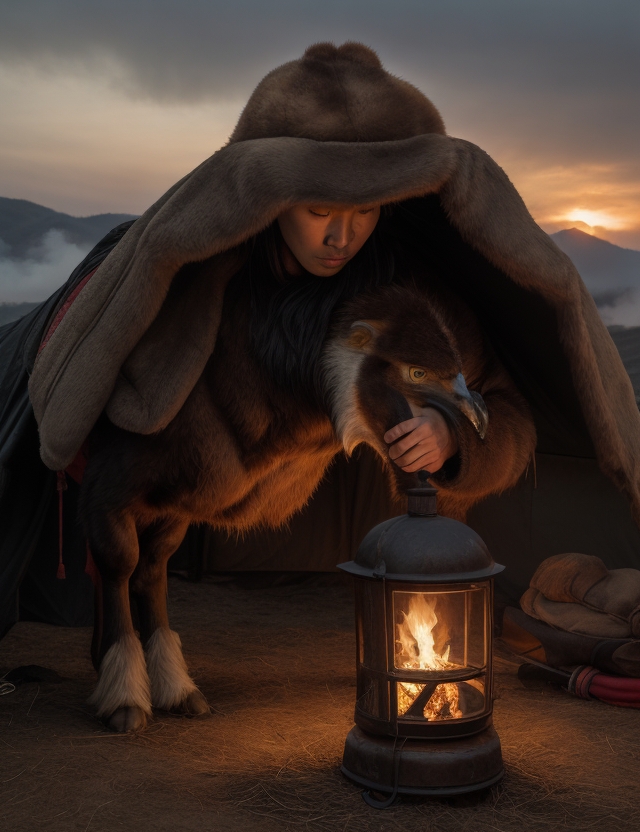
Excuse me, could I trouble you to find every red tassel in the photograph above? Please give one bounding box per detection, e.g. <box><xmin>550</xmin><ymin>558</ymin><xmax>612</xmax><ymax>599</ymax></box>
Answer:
<box><xmin>56</xmin><ymin>471</ymin><xmax>67</xmax><ymax>580</ymax></box>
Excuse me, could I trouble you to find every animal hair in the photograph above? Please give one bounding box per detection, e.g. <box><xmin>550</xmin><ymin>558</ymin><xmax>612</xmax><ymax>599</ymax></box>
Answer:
<box><xmin>321</xmin><ymin>341</ymin><xmax>378</xmax><ymax>455</ymax></box>
<box><xmin>244</xmin><ymin>218</ymin><xmax>395</xmax><ymax>402</ymax></box>
<box><xmin>230</xmin><ymin>42</ymin><xmax>446</xmax><ymax>142</ymax></box>
<box><xmin>87</xmin><ymin>634</ymin><xmax>152</xmax><ymax>718</ymax></box>
<box><xmin>145</xmin><ymin>628</ymin><xmax>199</xmax><ymax>710</ymax></box>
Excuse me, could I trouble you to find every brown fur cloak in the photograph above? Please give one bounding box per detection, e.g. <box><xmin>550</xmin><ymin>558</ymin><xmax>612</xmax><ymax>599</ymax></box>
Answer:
<box><xmin>27</xmin><ymin>43</ymin><xmax>640</xmax><ymax>594</ymax></box>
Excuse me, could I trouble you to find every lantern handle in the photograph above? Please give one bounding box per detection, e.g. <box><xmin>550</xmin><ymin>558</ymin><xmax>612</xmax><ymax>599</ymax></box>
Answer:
<box><xmin>407</xmin><ymin>470</ymin><xmax>437</xmax><ymax>516</ymax></box>
<box><xmin>361</xmin><ymin>736</ymin><xmax>407</xmax><ymax>809</ymax></box>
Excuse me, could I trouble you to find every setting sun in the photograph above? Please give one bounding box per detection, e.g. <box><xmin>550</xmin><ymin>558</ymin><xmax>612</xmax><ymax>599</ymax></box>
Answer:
<box><xmin>565</xmin><ymin>209</ymin><xmax>628</xmax><ymax>230</ymax></box>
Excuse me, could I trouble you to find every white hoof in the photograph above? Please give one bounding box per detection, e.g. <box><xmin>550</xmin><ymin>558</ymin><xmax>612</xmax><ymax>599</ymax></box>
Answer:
<box><xmin>88</xmin><ymin>633</ymin><xmax>152</xmax><ymax>718</ymax></box>
<box><xmin>145</xmin><ymin>628</ymin><xmax>199</xmax><ymax>710</ymax></box>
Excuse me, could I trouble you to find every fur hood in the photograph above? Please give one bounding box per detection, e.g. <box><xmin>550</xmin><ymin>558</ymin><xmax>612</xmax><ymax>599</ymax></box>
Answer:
<box><xmin>28</xmin><ymin>43</ymin><xmax>640</xmax><ymax>523</ymax></box>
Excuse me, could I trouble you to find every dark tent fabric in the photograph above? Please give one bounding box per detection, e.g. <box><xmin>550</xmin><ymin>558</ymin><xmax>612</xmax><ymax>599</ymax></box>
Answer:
<box><xmin>468</xmin><ymin>453</ymin><xmax>640</xmax><ymax>610</ymax></box>
<box><xmin>0</xmin><ymin>222</ymin><xmax>136</xmax><ymax>637</ymax></box>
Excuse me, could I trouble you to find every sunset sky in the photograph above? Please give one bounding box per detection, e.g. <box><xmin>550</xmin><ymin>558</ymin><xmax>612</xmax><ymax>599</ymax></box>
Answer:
<box><xmin>1</xmin><ymin>0</ymin><xmax>639</xmax><ymax>249</ymax></box>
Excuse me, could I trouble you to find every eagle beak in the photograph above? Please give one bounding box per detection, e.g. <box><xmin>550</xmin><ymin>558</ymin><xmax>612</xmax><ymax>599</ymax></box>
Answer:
<box><xmin>452</xmin><ymin>373</ymin><xmax>489</xmax><ymax>439</ymax></box>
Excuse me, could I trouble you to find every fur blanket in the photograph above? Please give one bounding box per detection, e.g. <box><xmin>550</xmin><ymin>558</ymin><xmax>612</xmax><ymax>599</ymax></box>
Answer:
<box><xmin>27</xmin><ymin>43</ymin><xmax>640</xmax><ymax>525</ymax></box>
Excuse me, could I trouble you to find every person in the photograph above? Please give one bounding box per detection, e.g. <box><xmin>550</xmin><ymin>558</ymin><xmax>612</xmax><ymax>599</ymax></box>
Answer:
<box><xmin>272</xmin><ymin>201</ymin><xmax>458</xmax><ymax>476</ymax></box>
<box><xmin>3</xmin><ymin>41</ymin><xmax>640</xmax><ymax>637</ymax></box>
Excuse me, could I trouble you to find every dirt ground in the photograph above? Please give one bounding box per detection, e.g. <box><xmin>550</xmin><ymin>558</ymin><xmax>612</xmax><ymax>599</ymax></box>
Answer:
<box><xmin>1</xmin><ymin>575</ymin><xmax>640</xmax><ymax>832</ymax></box>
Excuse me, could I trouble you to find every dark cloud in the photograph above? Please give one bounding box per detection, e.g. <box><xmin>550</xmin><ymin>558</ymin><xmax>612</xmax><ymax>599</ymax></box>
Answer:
<box><xmin>1</xmin><ymin>1</ymin><xmax>638</xmax><ymax>165</ymax></box>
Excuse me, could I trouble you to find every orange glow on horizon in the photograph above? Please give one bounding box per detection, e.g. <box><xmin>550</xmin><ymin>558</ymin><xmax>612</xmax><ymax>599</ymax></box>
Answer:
<box><xmin>564</xmin><ymin>209</ymin><xmax>628</xmax><ymax>231</ymax></box>
<box><xmin>501</xmin><ymin>161</ymin><xmax>640</xmax><ymax>250</ymax></box>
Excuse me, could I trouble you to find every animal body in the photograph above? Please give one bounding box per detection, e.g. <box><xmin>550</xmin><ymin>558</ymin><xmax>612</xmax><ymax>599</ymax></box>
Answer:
<box><xmin>78</xmin><ymin>274</ymin><xmax>535</xmax><ymax>732</ymax></box>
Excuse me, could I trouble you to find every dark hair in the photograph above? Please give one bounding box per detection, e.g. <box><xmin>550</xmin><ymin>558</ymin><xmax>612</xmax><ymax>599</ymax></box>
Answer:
<box><xmin>245</xmin><ymin>216</ymin><xmax>395</xmax><ymax>402</ymax></box>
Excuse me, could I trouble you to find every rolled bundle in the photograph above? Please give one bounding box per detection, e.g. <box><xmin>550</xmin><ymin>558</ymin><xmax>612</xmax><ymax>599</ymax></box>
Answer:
<box><xmin>520</xmin><ymin>553</ymin><xmax>640</xmax><ymax>639</ymax></box>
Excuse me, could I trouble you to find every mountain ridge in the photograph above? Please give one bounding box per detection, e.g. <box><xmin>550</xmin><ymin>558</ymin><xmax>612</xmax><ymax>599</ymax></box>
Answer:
<box><xmin>549</xmin><ymin>227</ymin><xmax>640</xmax><ymax>310</ymax></box>
<box><xmin>0</xmin><ymin>196</ymin><xmax>138</xmax><ymax>259</ymax></box>
<box><xmin>552</xmin><ymin>227</ymin><xmax>640</xmax><ymax>255</ymax></box>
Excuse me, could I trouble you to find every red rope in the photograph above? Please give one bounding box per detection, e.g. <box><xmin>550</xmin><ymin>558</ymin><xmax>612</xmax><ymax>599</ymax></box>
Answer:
<box><xmin>569</xmin><ymin>665</ymin><xmax>640</xmax><ymax>708</ymax></box>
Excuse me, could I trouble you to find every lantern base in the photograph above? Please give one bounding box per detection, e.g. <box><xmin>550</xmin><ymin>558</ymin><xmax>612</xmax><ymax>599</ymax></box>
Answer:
<box><xmin>341</xmin><ymin>724</ymin><xmax>503</xmax><ymax>798</ymax></box>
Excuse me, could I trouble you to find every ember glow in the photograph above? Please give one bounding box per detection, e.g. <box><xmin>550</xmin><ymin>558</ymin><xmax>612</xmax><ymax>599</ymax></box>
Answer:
<box><xmin>395</xmin><ymin>593</ymin><xmax>463</xmax><ymax>720</ymax></box>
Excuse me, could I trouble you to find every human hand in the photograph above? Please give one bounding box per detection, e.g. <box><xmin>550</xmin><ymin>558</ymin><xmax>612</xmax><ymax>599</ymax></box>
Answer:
<box><xmin>383</xmin><ymin>408</ymin><xmax>458</xmax><ymax>473</ymax></box>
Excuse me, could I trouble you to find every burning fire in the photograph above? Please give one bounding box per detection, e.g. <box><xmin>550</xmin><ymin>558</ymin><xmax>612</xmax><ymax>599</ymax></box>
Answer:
<box><xmin>395</xmin><ymin>593</ymin><xmax>463</xmax><ymax>720</ymax></box>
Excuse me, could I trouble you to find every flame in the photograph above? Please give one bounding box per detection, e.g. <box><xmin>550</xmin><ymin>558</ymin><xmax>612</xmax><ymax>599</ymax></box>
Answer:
<box><xmin>395</xmin><ymin>593</ymin><xmax>463</xmax><ymax>720</ymax></box>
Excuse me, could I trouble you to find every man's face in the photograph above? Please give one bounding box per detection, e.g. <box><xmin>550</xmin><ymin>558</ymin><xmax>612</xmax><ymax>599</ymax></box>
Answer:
<box><xmin>277</xmin><ymin>204</ymin><xmax>381</xmax><ymax>276</ymax></box>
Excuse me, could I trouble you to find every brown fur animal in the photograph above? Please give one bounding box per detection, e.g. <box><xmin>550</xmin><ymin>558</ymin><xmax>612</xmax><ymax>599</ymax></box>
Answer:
<box><xmin>79</xmin><ymin>276</ymin><xmax>535</xmax><ymax>732</ymax></box>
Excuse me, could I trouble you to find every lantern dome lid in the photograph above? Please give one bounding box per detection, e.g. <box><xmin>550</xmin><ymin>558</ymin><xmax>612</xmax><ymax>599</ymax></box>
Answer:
<box><xmin>338</xmin><ymin>512</ymin><xmax>504</xmax><ymax>583</ymax></box>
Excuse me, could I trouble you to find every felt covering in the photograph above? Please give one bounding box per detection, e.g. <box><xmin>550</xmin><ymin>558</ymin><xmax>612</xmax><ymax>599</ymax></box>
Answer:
<box><xmin>29</xmin><ymin>137</ymin><xmax>640</xmax><ymax>502</ymax></box>
<box><xmin>0</xmin><ymin>224</ymin><xmax>134</xmax><ymax>636</ymax></box>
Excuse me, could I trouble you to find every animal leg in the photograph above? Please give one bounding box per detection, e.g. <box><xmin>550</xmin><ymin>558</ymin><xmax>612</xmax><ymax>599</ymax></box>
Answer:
<box><xmin>131</xmin><ymin>518</ymin><xmax>210</xmax><ymax>716</ymax></box>
<box><xmin>86</xmin><ymin>509</ymin><xmax>151</xmax><ymax>733</ymax></box>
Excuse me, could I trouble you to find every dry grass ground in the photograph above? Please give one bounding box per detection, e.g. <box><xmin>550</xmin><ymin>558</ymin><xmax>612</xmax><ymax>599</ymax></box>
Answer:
<box><xmin>1</xmin><ymin>576</ymin><xmax>639</xmax><ymax>832</ymax></box>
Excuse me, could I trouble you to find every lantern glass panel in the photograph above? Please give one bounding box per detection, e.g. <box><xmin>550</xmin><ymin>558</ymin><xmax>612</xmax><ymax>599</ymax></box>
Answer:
<box><xmin>392</xmin><ymin>587</ymin><xmax>487</xmax><ymax>674</ymax></box>
<box><xmin>396</xmin><ymin>675</ymin><xmax>486</xmax><ymax>721</ymax></box>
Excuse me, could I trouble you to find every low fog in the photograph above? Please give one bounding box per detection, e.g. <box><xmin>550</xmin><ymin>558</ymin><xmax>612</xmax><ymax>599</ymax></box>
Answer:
<box><xmin>0</xmin><ymin>230</ymin><xmax>90</xmax><ymax>303</ymax></box>
<box><xmin>598</xmin><ymin>293</ymin><xmax>640</xmax><ymax>328</ymax></box>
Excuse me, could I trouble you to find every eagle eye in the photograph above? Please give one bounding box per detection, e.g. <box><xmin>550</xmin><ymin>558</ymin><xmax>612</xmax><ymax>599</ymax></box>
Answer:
<box><xmin>409</xmin><ymin>367</ymin><xmax>427</xmax><ymax>382</ymax></box>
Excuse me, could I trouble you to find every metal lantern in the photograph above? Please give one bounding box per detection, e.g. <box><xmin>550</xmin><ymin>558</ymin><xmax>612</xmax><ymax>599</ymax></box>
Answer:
<box><xmin>338</xmin><ymin>478</ymin><xmax>505</xmax><ymax>801</ymax></box>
